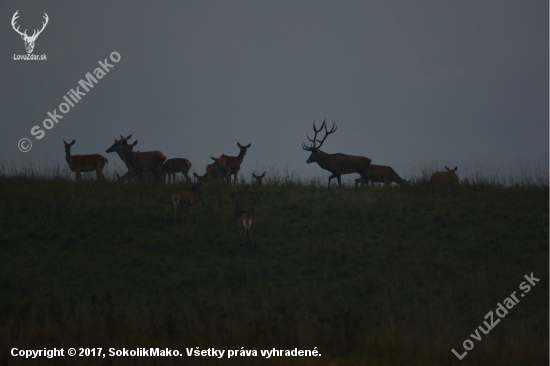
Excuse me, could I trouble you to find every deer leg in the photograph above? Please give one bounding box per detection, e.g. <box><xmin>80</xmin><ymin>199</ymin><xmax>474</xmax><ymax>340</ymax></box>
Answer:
<box><xmin>76</xmin><ymin>171</ymin><xmax>82</xmax><ymax>181</ymax></box>
<box><xmin>327</xmin><ymin>174</ymin><xmax>337</xmax><ymax>189</ymax></box>
<box><xmin>336</xmin><ymin>175</ymin><xmax>342</xmax><ymax>187</ymax></box>
<box><xmin>173</xmin><ymin>200</ymin><xmax>179</xmax><ymax>219</ymax></box>
<box><xmin>359</xmin><ymin>172</ymin><xmax>370</xmax><ymax>189</ymax></box>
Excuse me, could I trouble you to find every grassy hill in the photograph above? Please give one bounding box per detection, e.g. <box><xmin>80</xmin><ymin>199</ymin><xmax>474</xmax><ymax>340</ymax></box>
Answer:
<box><xmin>0</xmin><ymin>167</ymin><xmax>548</xmax><ymax>365</ymax></box>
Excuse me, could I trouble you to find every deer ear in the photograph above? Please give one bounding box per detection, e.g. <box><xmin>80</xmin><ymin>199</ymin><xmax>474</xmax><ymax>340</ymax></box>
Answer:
<box><xmin>132</xmin><ymin>140</ymin><xmax>138</xmax><ymax>146</ymax></box>
<box><xmin>211</xmin><ymin>156</ymin><xmax>217</xmax><ymax>161</ymax></box>
<box><xmin>70</xmin><ymin>140</ymin><xmax>75</xmax><ymax>145</ymax></box>
<box><xmin>126</xmin><ymin>134</ymin><xmax>132</xmax><ymax>139</ymax></box>
<box><xmin>246</xmin><ymin>143</ymin><xmax>251</xmax><ymax>148</ymax></box>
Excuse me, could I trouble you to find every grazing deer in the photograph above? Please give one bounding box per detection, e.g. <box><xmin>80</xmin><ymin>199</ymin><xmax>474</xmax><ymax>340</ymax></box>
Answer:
<box><xmin>211</xmin><ymin>143</ymin><xmax>251</xmax><ymax>185</ymax></box>
<box><xmin>430</xmin><ymin>166</ymin><xmax>459</xmax><ymax>183</ymax></box>
<box><xmin>63</xmin><ymin>139</ymin><xmax>108</xmax><ymax>181</ymax></box>
<box><xmin>355</xmin><ymin>165</ymin><xmax>410</xmax><ymax>188</ymax></box>
<box><xmin>234</xmin><ymin>199</ymin><xmax>255</xmax><ymax>249</ymax></box>
<box><xmin>172</xmin><ymin>173</ymin><xmax>205</xmax><ymax>220</ymax></box>
<box><xmin>106</xmin><ymin>135</ymin><xmax>166</xmax><ymax>183</ymax></box>
<box><xmin>161</xmin><ymin>158</ymin><xmax>192</xmax><ymax>183</ymax></box>
<box><xmin>302</xmin><ymin>120</ymin><xmax>371</xmax><ymax>189</ymax></box>
<box><xmin>252</xmin><ymin>172</ymin><xmax>266</xmax><ymax>185</ymax></box>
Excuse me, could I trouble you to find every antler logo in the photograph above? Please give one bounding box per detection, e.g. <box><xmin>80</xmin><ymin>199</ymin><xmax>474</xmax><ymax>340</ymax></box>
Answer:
<box><xmin>11</xmin><ymin>10</ymin><xmax>49</xmax><ymax>54</ymax></box>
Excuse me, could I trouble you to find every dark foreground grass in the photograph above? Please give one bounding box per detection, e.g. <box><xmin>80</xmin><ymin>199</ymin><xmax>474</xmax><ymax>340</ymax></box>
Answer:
<box><xmin>0</xmin><ymin>169</ymin><xmax>548</xmax><ymax>365</ymax></box>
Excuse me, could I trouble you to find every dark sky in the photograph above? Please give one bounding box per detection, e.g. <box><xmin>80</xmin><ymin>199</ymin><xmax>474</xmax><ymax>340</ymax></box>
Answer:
<box><xmin>2</xmin><ymin>1</ymin><xmax>548</xmax><ymax>181</ymax></box>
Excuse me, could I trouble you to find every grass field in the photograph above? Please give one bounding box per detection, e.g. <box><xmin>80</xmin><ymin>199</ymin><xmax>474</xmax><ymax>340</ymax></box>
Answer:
<box><xmin>0</xmin><ymin>163</ymin><xmax>548</xmax><ymax>365</ymax></box>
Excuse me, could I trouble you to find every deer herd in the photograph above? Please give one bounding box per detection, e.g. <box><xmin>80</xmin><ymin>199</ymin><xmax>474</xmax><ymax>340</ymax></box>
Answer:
<box><xmin>62</xmin><ymin>121</ymin><xmax>459</xmax><ymax>249</ymax></box>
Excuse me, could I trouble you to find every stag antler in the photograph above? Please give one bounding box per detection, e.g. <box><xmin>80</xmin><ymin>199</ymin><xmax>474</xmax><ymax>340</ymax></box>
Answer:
<box><xmin>11</xmin><ymin>11</ymin><xmax>26</xmax><ymax>38</ymax></box>
<box><xmin>302</xmin><ymin>120</ymin><xmax>337</xmax><ymax>151</ymax></box>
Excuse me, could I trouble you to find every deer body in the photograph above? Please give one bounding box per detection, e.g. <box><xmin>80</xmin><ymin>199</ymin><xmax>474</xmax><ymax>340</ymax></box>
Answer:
<box><xmin>106</xmin><ymin>135</ymin><xmax>166</xmax><ymax>183</ymax></box>
<box><xmin>430</xmin><ymin>166</ymin><xmax>459</xmax><ymax>183</ymax></box>
<box><xmin>212</xmin><ymin>143</ymin><xmax>251</xmax><ymax>185</ymax></box>
<box><xmin>172</xmin><ymin>173</ymin><xmax>204</xmax><ymax>220</ymax></box>
<box><xmin>161</xmin><ymin>158</ymin><xmax>192</xmax><ymax>183</ymax></box>
<box><xmin>303</xmin><ymin>121</ymin><xmax>371</xmax><ymax>188</ymax></box>
<box><xmin>234</xmin><ymin>200</ymin><xmax>255</xmax><ymax>249</ymax></box>
<box><xmin>63</xmin><ymin>140</ymin><xmax>108</xmax><ymax>181</ymax></box>
<box><xmin>355</xmin><ymin>165</ymin><xmax>409</xmax><ymax>188</ymax></box>
<box><xmin>204</xmin><ymin>161</ymin><xmax>224</xmax><ymax>181</ymax></box>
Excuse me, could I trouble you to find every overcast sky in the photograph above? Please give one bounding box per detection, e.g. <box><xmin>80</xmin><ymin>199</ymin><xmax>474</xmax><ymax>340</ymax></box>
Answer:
<box><xmin>1</xmin><ymin>1</ymin><xmax>548</xmax><ymax>181</ymax></box>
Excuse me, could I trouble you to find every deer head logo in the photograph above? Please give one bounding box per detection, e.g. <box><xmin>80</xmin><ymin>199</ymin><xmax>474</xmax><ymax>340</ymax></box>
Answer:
<box><xmin>11</xmin><ymin>10</ymin><xmax>49</xmax><ymax>54</ymax></box>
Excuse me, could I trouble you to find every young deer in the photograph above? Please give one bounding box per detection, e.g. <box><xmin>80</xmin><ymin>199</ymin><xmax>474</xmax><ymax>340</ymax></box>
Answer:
<box><xmin>430</xmin><ymin>166</ymin><xmax>459</xmax><ymax>183</ymax></box>
<box><xmin>252</xmin><ymin>172</ymin><xmax>266</xmax><ymax>185</ymax></box>
<box><xmin>161</xmin><ymin>158</ymin><xmax>192</xmax><ymax>183</ymax></box>
<box><xmin>354</xmin><ymin>165</ymin><xmax>410</xmax><ymax>188</ymax></box>
<box><xmin>63</xmin><ymin>139</ymin><xmax>108</xmax><ymax>181</ymax></box>
<box><xmin>234</xmin><ymin>199</ymin><xmax>255</xmax><ymax>249</ymax></box>
<box><xmin>172</xmin><ymin>173</ymin><xmax>205</xmax><ymax>220</ymax></box>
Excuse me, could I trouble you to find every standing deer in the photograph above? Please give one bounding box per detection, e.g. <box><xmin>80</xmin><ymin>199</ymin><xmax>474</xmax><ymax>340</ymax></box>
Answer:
<box><xmin>302</xmin><ymin>120</ymin><xmax>371</xmax><ymax>189</ymax></box>
<box><xmin>430</xmin><ymin>166</ymin><xmax>459</xmax><ymax>183</ymax></box>
<box><xmin>252</xmin><ymin>172</ymin><xmax>266</xmax><ymax>185</ymax></box>
<box><xmin>211</xmin><ymin>142</ymin><xmax>251</xmax><ymax>185</ymax></box>
<box><xmin>106</xmin><ymin>135</ymin><xmax>166</xmax><ymax>183</ymax></box>
<box><xmin>11</xmin><ymin>11</ymin><xmax>49</xmax><ymax>54</ymax></box>
<box><xmin>63</xmin><ymin>139</ymin><xmax>108</xmax><ymax>181</ymax></box>
<box><xmin>355</xmin><ymin>165</ymin><xmax>410</xmax><ymax>188</ymax></box>
<box><xmin>234</xmin><ymin>199</ymin><xmax>255</xmax><ymax>249</ymax></box>
<box><xmin>172</xmin><ymin>173</ymin><xmax>205</xmax><ymax>220</ymax></box>
<box><xmin>161</xmin><ymin>158</ymin><xmax>192</xmax><ymax>183</ymax></box>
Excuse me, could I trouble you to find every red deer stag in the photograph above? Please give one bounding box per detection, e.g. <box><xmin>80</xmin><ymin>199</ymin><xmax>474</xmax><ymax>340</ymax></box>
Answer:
<box><xmin>355</xmin><ymin>165</ymin><xmax>410</xmax><ymax>188</ymax></box>
<box><xmin>63</xmin><ymin>139</ymin><xmax>108</xmax><ymax>181</ymax></box>
<box><xmin>302</xmin><ymin>120</ymin><xmax>371</xmax><ymax>189</ymax></box>
<box><xmin>106</xmin><ymin>135</ymin><xmax>166</xmax><ymax>183</ymax></box>
<box><xmin>430</xmin><ymin>166</ymin><xmax>459</xmax><ymax>183</ymax></box>
<box><xmin>172</xmin><ymin>173</ymin><xmax>205</xmax><ymax>220</ymax></box>
<box><xmin>234</xmin><ymin>198</ymin><xmax>255</xmax><ymax>249</ymax></box>
<box><xmin>161</xmin><ymin>158</ymin><xmax>192</xmax><ymax>184</ymax></box>
<box><xmin>211</xmin><ymin>142</ymin><xmax>251</xmax><ymax>185</ymax></box>
<box><xmin>252</xmin><ymin>172</ymin><xmax>266</xmax><ymax>185</ymax></box>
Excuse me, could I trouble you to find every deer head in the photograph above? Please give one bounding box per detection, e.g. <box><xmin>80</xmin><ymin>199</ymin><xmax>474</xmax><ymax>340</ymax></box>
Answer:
<box><xmin>12</xmin><ymin>11</ymin><xmax>49</xmax><ymax>54</ymax></box>
<box><xmin>302</xmin><ymin>120</ymin><xmax>337</xmax><ymax>163</ymax></box>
